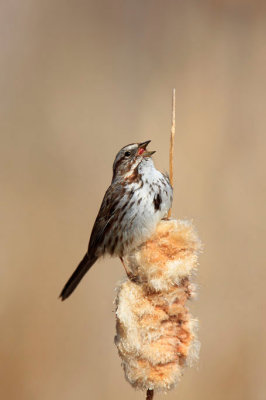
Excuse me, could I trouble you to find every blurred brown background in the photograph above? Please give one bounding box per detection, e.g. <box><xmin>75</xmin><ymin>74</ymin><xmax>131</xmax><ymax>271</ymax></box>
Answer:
<box><xmin>1</xmin><ymin>1</ymin><xmax>266</xmax><ymax>399</ymax></box>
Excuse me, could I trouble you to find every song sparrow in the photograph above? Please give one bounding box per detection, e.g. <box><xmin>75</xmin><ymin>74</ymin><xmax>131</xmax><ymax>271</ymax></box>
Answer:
<box><xmin>60</xmin><ymin>140</ymin><xmax>173</xmax><ymax>300</ymax></box>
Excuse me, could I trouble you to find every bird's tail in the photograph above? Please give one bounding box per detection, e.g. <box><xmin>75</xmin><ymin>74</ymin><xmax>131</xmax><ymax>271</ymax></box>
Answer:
<box><xmin>59</xmin><ymin>253</ymin><xmax>97</xmax><ymax>301</ymax></box>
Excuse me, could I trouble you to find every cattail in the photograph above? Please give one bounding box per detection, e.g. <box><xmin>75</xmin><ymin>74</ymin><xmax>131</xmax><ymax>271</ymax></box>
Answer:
<box><xmin>115</xmin><ymin>219</ymin><xmax>201</xmax><ymax>395</ymax></box>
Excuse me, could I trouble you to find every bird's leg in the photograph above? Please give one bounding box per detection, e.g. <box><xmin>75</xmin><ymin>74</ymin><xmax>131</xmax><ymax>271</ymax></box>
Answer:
<box><xmin>120</xmin><ymin>257</ymin><xmax>137</xmax><ymax>282</ymax></box>
<box><xmin>120</xmin><ymin>256</ymin><xmax>131</xmax><ymax>277</ymax></box>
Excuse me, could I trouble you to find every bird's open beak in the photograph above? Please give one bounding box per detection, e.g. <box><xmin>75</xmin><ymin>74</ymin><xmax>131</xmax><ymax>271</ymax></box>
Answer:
<box><xmin>138</xmin><ymin>140</ymin><xmax>156</xmax><ymax>157</ymax></box>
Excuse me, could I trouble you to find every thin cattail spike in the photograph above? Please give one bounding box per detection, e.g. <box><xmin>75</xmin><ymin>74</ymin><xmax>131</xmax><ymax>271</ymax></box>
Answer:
<box><xmin>168</xmin><ymin>88</ymin><xmax>176</xmax><ymax>218</ymax></box>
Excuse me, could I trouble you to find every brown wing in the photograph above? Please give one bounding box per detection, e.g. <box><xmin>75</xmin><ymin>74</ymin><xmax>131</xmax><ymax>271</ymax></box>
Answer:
<box><xmin>60</xmin><ymin>183</ymin><xmax>123</xmax><ymax>300</ymax></box>
<box><xmin>88</xmin><ymin>182</ymin><xmax>122</xmax><ymax>255</ymax></box>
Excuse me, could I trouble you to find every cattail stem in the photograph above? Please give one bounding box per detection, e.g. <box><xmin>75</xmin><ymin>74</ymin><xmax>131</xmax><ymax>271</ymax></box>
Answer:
<box><xmin>168</xmin><ymin>88</ymin><xmax>176</xmax><ymax>218</ymax></box>
<box><xmin>146</xmin><ymin>389</ymin><xmax>154</xmax><ymax>400</ymax></box>
<box><xmin>115</xmin><ymin>91</ymin><xmax>201</xmax><ymax>399</ymax></box>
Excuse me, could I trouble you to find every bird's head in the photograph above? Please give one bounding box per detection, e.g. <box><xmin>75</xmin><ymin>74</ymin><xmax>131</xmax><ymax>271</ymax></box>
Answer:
<box><xmin>112</xmin><ymin>140</ymin><xmax>155</xmax><ymax>180</ymax></box>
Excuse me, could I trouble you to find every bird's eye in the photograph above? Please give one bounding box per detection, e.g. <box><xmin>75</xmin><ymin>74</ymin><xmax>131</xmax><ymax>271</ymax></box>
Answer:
<box><xmin>125</xmin><ymin>151</ymin><xmax>131</xmax><ymax>157</ymax></box>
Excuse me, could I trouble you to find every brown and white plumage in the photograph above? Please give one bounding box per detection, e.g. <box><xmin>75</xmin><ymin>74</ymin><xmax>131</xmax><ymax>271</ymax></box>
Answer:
<box><xmin>60</xmin><ymin>141</ymin><xmax>173</xmax><ymax>300</ymax></box>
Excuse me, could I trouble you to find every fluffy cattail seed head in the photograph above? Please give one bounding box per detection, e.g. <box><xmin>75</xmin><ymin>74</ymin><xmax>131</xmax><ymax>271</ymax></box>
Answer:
<box><xmin>115</xmin><ymin>219</ymin><xmax>201</xmax><ymax>393</ymax></box>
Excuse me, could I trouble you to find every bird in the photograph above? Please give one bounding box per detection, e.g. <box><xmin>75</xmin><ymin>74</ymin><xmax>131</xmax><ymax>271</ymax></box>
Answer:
<box><xmin>60</xmin><ymin>140</ymin><xmax>173</xmax><ymax>300</ymax></box>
